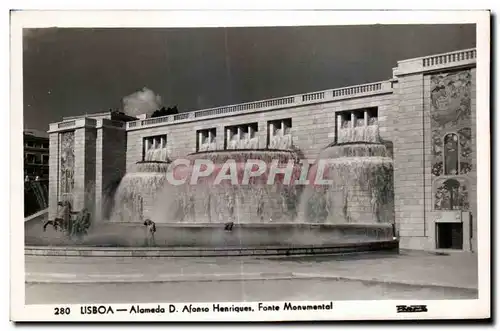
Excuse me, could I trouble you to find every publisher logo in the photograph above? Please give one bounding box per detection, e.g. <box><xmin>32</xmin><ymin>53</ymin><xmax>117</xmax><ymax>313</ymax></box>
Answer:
<box><xmin>396</xmin><ymin>305</ymin><xmax>428</xmax><ymax>313</ymax></box>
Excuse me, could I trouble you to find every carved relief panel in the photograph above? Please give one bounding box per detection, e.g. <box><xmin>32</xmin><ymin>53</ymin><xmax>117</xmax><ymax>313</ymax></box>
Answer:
<box><xmin>430</xmin><ymin>70</ymin><xmax>472</xmax><ymax>211</ymax></box>
<box><xmin>59</xmin><ymin>131</ymin><xmax>75</xmax><ymax>202</ymax></box>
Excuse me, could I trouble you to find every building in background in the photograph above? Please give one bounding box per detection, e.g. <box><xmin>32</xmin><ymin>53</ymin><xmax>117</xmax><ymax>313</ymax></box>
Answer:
<box><xmin>24</xmin><ymin>129</ymin><xmax>49</xmax><ymax>181</ymax></box>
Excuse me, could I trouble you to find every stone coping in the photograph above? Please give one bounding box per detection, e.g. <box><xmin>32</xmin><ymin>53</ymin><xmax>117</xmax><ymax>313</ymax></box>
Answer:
<box><xmin>100</xmin><ymin>222</ymin><xmax>395</xmax><ymax>229</ymax></box>
<box><xmin>25</xmin><ymin>240</ymin><xmax>399</xmax><ymax>257</ymax></box>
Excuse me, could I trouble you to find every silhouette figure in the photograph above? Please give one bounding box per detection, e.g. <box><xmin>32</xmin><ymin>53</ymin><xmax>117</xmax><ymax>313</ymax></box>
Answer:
<box><xmin>143</xmin><ymin>219</ymin><xmax>156</xmax><ymax>246</ymax></box>
<box><xmin>224</xmin><ymin>222</ymin><xmax>234</xmax><ymax>232</ymax></box>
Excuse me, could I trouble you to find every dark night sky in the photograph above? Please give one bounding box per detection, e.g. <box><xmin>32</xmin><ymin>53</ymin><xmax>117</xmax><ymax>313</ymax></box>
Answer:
<box><xmin>23</xmin><ymin>24</ymin><xmax>476</xmax><ymax>131</ymax></box>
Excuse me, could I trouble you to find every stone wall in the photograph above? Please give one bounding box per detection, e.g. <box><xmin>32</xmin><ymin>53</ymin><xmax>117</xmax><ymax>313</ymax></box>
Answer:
<box><xmin>47</xmin><ymin>132</ymin><xmax>60</xmax><ymax>220</ymax></box>
<box><xmin>73</xmin><ymin>127</ymin><xmax>97</xmax><ymax>211</ymax></box>
<box><xmin>125</xmin><ymin>94</ymin><xmax>393</xmax><ymax>171</ymax></box>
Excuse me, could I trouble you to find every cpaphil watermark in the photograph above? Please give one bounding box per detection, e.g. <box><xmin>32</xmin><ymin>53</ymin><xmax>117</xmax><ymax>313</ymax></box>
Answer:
<box><xmin>160</xmin><ymin>158</ymin><xmax>337</xmax><ymax>186</ymax></box>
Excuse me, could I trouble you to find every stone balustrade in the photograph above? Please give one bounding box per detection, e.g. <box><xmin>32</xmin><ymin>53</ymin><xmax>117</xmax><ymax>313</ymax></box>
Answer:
<box><xmin>422</xmin><ymin>48</ymin><xmax>476</xmax><ymax>67</ymax></box>
<box><xmin>124</xmin><ymin>80</ymin><xmax>392</xmax><ymax>131</ymax></box>
<box><xmin>395</xmin><ymin>48</ymin><xmax>476</xmax><ymax>76</ymax></box>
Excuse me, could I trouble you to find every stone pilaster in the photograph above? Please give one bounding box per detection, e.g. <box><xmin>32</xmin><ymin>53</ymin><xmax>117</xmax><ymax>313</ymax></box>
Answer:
<box><xmin>73</xmin><ymin>126</ymin><xmax>97</xmax><ymax>212</ymax></box>
<box><xmin>95</xmin><ymin>120</ymin><xmax>127</xmax><ymax>221</ymax></box>
<box><xmin>47</xmin><ymin>132</ymin><xmax>60</xmax><ymax>220</ymax></box>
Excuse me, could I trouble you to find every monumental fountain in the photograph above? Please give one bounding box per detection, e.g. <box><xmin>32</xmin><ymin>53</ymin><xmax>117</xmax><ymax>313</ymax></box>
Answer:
<box><xmin>23</xmin><ymin>48</ymin><xmax>478</xmax><ymax>255</ymax></box>
<box><xmin>25</xmin><ymin>116</ymin><xmax>398</xmax><ymax>256</ymax></box>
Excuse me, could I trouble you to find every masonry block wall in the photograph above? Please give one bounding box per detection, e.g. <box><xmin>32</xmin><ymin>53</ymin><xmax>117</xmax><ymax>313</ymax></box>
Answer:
<box><xmin>73</xmin><ymin>127</ymin><xmax>97</xmax><ymax>212</ymax></box>
<box><xmin>125</xmin><ymin>94</ymin><xmax>391</xmax><ymax>171</ymax></box>
<box><xmin>390</xmin><ymin>73</ymin><xmax>429</xmax><ymax>249</ymax></box>
<box><xmin>470</xmin><ymin>68</ymin><xmax>477</xmax><ymax>252</ymax></box>
<box><xmin>47</xmin><ymin>132</ymin><xmax>60</xmax><ymax>220</ymax></box>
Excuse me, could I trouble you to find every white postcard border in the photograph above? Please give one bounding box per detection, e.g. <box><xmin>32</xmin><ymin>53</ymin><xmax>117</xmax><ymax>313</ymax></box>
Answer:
<box><xmin>10</xmin><ymin>9</ymin><xmax>491</xmax><ymax>321</ymax></box>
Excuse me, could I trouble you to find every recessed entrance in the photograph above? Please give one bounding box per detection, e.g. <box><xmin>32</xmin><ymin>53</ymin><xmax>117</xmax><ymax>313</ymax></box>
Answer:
<box><xmin>436</xmin><ymin>223</ymin><xmax>463</xmax><ymax>250</ymax></box>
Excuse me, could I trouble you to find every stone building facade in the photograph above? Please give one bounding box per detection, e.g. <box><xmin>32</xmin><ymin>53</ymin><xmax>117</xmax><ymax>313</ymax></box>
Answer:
<box><xmin>47</xmin><ymin>48</ymin><xmax>477</xmax><ymax>251</ymax></box>
<box><xmin>24</xmin><ymin>129</ymin><xmax>50</xmax><ymax>180</ymax></box>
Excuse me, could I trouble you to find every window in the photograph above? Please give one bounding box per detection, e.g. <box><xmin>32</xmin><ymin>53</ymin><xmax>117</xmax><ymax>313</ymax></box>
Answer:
<box><xmin>367</xmin><ymin>108</ymin><xmax>378</xmax><ymax>125</ymax></box>
<box><xmin>354</xmin><ymin>112</ymin><xmax>364</xmax><ymax>127</ymax></box>
<box><xmin>26</xmin><ymin>153</ymin><xmax>36</xmax><ymax>164</ymax></box>
<box><xmin>444</xmin><ymin>133</ymin><xmax>459</xmax><ymax>175</ymax></box>
<box><xmin>196</xmin><ymin>128</ymin><xmax>217</xmax><ymax>152</ymax></box>
<box><xmin>339</xmin><ymin>112</ymin><xmax>351</xmax><ymax>129</ymax></box>
<box><xmin>267</xmin><ymin>118</ymin><xmax>292</xmax><ymax>148</ymax></box>
<box><xmin>249</xmin><ymin>123</ymin><xmax>258</xmax><ymax>138</ymax></box>
<box><xmin>268</xmin><ymin>118</ymin><xmax>292</xmax><ymax>136</ymax></box>
<box><xmin>337</xmin><ymin>107</ymin><xmax>378</xmax><ymax>128</ymax></box>
<box><xmin>42</xmin><ymin>155</ymin><xmax>49</xmax><ymax>165</ymax></box>
<box><xmin>143</xmin><ymin>134</ymin><xmax>167</xmax><ymax>161</ymax></box>
<box><xmin>228</xmin><ymin>127</ymin><xmax>238</xmax><ymax>141</ymax></box>
<box><xmin>224</xmin><ymin>123</ymin><xmax>258</xmax><ymax>150</ymax></box>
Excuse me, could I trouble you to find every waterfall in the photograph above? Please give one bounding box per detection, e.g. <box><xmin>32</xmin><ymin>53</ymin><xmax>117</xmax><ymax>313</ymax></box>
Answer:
<box><xmin>300</xmin><ymin>124</ymin><xmax>394</xmax><ymax>224</ymax></box>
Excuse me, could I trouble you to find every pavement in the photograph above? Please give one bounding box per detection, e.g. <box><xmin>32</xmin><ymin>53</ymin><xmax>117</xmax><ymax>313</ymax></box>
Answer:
<box><xmin>24</xmin><ymin>249</ymin><xmax>479</xmax><ymax>304</ymax></box>
<box><xmin>26</xmin><ymin>249</ymin><xmax>478</xmax><ymax>290</ymax></box>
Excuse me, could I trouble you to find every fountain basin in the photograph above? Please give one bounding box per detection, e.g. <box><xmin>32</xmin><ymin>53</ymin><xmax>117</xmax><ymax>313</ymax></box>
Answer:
<box><xmin>25</xmin><ymin>240</ymin><xmax>399</xmax><ymax>257</ymax></box>
<box><xmin>25</xmin><ymin>221</ymin><xmax>396</xmax><ymax>248</ymax></box>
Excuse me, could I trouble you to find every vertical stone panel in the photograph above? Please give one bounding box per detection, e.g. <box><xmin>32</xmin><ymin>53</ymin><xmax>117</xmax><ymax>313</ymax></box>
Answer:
<box><xmin>470</xmin><ymin>67</ymin><xmax>477</xmax><ymax>252</ymax></box>
<box><xmin>96</xmin><ymin>126</ymin><xmax>127</xmax><ymax>221</ymax></box>
<box><xmin>85</xmin><ymin>128</ymin><xmax>97</xmax><ymax>213</ymax></box>
<box><xmin>48</xmin><ymin>132</ymin><xmax>60</xmax><ymax>220</ymax></box>
<box><xmin>59</xmin><ymin>131</ymin><xmax>75</xmax><ymax>204</ymax></box>
<box><xmin>73</xmin><ymin>128</ymin><xmax>85</xmax><ymax>210</ymax></box>
<box><xmin>95</xmin><ymin>128</ymin><xmax>104</xmax><ymax>221</ymax></box>
<box><xmin>392</xmin><ymin>73</ymin><xmax>427</xmax><ymax>245</ymax></box>
<box><xmin>73</xmin><ymin>127</ymin><xmax>97</xmax><ymax>211</ymax></box>
<box><xmin>423</xmin><ymin>74</ymin><xmax>435</xmax><ymax>246</ymax></box>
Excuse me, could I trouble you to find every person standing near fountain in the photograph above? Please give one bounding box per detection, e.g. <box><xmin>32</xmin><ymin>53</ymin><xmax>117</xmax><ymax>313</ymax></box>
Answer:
<box><xmin>143</xmin><ymin>219</ymin><xmax>156</xmax><ymax>246</ymax></box>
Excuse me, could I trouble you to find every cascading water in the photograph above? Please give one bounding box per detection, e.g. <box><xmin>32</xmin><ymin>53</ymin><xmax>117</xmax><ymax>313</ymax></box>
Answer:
<box><xmin>24</xmin><ymin>179</ymin><xmax>49</xmax><ymax>217</ymax></box>
<box><xmin>110</xmin><ymin>153</ymin><xmax>171</xmax><ymax>223</ymax></box>
<box><xmin>150</xmin><ymin>149</ymin><xmax>303</xmax><ymax>224</ymax></box>
<box><xmin>110</xmin><ymin>147</ymin><xmax>303</xmax><ymax>224</ymax></box>
<box><xmin>300</xmin><ymin>122</ymin><xmax>395</xmax><ymax>224</ymax></box>
<box><xmin>144</xmin><ymin>148</ymin><xmax>168</xmax><ymax>162</ymax></box>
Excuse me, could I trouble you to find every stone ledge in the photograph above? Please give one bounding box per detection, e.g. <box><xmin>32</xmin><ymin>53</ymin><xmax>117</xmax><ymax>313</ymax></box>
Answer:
<box><xmin>25</xmin><ymin>240</ymin><xmax>399</xmax><ymax>258</ymax></box>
